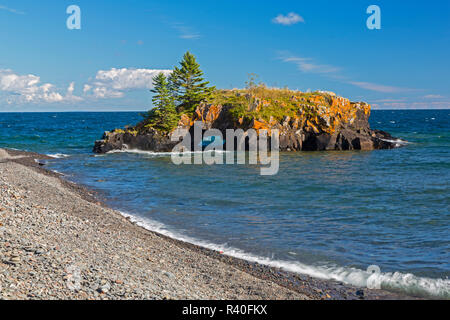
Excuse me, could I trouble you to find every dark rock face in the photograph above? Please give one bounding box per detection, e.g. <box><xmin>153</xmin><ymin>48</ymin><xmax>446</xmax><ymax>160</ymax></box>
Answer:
<box><xmin>93</xmin><ymin>103</ymin><xmax>400</xmax><ymax>154</ymax></box>
<box><xmin>301</xmin><ymin>128</ymin><xmax>396</xmax><ymax>151</ymax></box>
<box><xmin>93</xmin><ymin>129</ymin><xmax>177</xmax><ymax>154</ymax></box>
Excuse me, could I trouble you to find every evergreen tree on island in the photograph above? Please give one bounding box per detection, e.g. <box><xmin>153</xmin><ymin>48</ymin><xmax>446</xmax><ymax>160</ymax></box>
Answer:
<box><xmin>146</xmin><ymin>72</ymin><xmax>180</xmax><ymax>132</ymax></box>
<box><xmin>170</xmin><ymin>51</ymin><xmax>215</xmax><ymax>113</ymax></box>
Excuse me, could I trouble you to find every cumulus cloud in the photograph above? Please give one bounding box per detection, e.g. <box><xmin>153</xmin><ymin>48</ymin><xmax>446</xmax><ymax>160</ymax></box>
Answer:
<box><xmin>0</xmin><ymin>69</ymin><xmax>80</xmax><ymax>104</ymax></box>
<box><xmin>83</xmin><ymin>84</ymin><xmax>92</xmax><ymax>93</ymax></box>
<box><xmin>272</xmin><ymin>13</ymin><xmax>304</xmax><ymax>26</ymax></box>
<box><xmin>65</xmin><ymin>82</ymin><xmax>83</xmax><ymax>102</ymax></box>
<box><xmin>86</xmin><ymin>68</ymin><xmax>172</xmax><ymax>99</ymax></box>
<box><xmin>0</xmin><ymin>67</ymin><xmax>175</xmax><ymax>105</ymax></box>
<box><xmin>67</xmin><ymin>82</ymin><xmax>75</xmax><ymax>95</ymax></box>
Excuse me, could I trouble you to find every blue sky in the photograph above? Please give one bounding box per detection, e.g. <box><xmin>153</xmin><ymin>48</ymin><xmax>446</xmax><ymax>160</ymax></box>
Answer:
<box><xmin>0</xmin><ymin>0</ymin><xmax>449</xmax><ymax>111</ymax></box>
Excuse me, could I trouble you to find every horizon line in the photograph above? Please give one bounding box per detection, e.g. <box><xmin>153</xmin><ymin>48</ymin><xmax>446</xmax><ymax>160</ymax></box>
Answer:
<box><xmin>0</xmin><ymin>108</ymin><xmax>449</xmax><ymax>113</ymax></box>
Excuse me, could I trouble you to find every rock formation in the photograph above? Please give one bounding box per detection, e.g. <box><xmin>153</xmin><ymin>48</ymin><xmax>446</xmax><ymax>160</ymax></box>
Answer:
<box><xmin>94</xmin><ymin>89</ymin><xmax>398</xmax><ymax>153</ymax></box>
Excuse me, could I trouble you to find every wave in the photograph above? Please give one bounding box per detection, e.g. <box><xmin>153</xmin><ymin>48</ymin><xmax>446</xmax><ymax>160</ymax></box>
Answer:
<box><xmin>106</xmin><ymin>149</ymin><xmax>230</xmax><ymax>156</ymax></box>
<box><xmin>118</xmin><ymin>211</ymin><xmax>449</xmax><ymax>299</ymax></box>
<box><xmin>381</xmin><ymin>138</ymin><xmax>410</xmax><ymax>148</ymax></box>
<box><xmin>46</xmin><ymin>153</ymin><xmax>70</xmax><ymax>159</ymax></box>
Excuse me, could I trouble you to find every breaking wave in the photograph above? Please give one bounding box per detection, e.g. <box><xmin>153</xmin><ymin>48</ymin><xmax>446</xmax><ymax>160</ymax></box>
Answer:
<box><xmin>118</xmin><ymin>211</ymin><xmax>450</xmax><ymax>299</ymax></box>
<box><xmin>106</xmin><ymin>149</ymin><xmax>230</xmax><ymax>157</ymax></box>
<box><xmin>381</xmin><ymin>138</ymin><xmax>410</xmax><ymax>148</ymax></box>
<box><xmin>47</xmin><ymin>153</ymin><xmax>70</xmax><ymax>159</ymax></box>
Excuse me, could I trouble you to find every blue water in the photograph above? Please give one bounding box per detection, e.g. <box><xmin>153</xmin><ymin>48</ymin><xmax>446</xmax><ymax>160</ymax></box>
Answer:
<box><xmin>0</xmin><ymin>110</ymin><xmax>449</xmax><ymax>298</ymax></box>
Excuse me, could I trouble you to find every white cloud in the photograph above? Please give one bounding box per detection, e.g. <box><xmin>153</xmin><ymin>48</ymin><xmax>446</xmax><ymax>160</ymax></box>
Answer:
<box><xmin>83</xmin><ymin>84</ymin><xmax>92</xmax><ymax>93</ymax></box>
<box><xmin>65</xmin><ymin>82</ymin><xmax>83</xmax><ymax>102</ymax></box>
<box><xmin>423</xmin><ymin>94</ymin><xmax>444</xmax><ymax>99</ymax></box>
<box><xmin>67</xmin><ymin>82</ymin><xmax>75</xmax><ymax>95</ymax></box>
<box><xmin>0</xmin><ymin>5</ymin><xmax>25</xmax><ymax>15</ymax></box>
<box><xmin>272</xmin><ymin>13</ymin><xmax>304</xmax><ymax>26</ymax></box>
<box><xmin>92</xmin><ymin>86</ymin><xmax>124</xmax><ymax>99</ymax></box>
<box><xmin>171</xmin><ymin>23</ymin><xmax>201</xmax><ymax>40</ymax></box>
<box><xmin>280</xmin><ymin>54</ymin><xmax>340</xmax><ymax>74</ymax></box>
<box><xmin>0</xmin><ymin>67</ymin><xmax>174</xmax><ymax>105</ymax></box>
<box><xmin>348</xmin><ymin>81</ymin><xmax>416</xmax><ymax>93</ymax></box>
<box><xmin>279</xmin><ymin>52</ymin><xmax>418</xmax><ymax>93</ymax></box>
<box><xmin>375</xmin><ymin>101</ymin><xmax>450</xmax><ymax>110</ymax></box>
<box><xmin>0</xmin><ymin>69</ymin><xmax>80</xmax><ymax>104</ymax></box>
<box><xmin>87</xmin><ymin>68</ymin><xmax>172</xmax><ymax>99</ymax></box>
<box><xmin>373</xmin><ymin>98</ymin><xmax>407</xmax><ymax>103</ymax></box>
<box><xmin>0</xmin><ymin>70</ymin><xmax>39</xmax><ymax>91</ymax></box>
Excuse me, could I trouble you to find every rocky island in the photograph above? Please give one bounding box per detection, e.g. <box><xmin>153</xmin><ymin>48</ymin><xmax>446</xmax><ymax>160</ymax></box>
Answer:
<box><xmin>94</xmin><ymin>52</ymin><xmax>398</xmax><ymax>154</ymax></box>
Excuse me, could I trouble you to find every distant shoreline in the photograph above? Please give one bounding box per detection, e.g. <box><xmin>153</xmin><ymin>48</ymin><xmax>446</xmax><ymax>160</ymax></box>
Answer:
<box><xmin>0</xmin><ymin>148</ymin><xmax>415</xmax><ymax>300</ymax></box>
<box><xmin>0</xmin><ymin>108</ymin><xmax>449</xmax><ymax>113</ymax></box>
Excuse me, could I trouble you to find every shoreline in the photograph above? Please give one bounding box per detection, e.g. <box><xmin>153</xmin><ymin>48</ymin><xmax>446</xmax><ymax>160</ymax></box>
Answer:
<box><xmin>0</xmin><ymin>148</ymin><xmax>415</xmax><ymax>300</ymax></box>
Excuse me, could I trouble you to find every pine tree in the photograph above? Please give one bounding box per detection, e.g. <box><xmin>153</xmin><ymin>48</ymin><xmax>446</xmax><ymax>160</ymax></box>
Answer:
<box><xmin>170</xmin><ymin>51</ymin><xmax>215</xmax><ymax>113</ymax></box>
<box><xmin>146</xmin><ymin>73</ymin><xmax>179</xmax><ymax>132</ymax></box>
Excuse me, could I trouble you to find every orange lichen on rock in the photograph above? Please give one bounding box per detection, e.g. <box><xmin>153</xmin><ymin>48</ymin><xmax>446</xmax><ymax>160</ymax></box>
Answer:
<box><xmin>176</xmin><ymin>88</ymin><xmax>373</xmax><ymax>138</ymax></box>
<box><xmin>178</xmin><ymin>114</ymin><xmax>192</xmax><ymax>127</ymax></box>
<box><xmin>314</xmin><ymin>96</ymin><xmax>372</xmax><ymax>134</ymax></box>
<box><xmin>194</xmin><ymin>104</ymin><xmax>222</xmax><ymax>122</ymax></box>
<box><xmin>250</xmin><ymin>119</ymin><xmax>269</xmax><ymax>131</ymax></box>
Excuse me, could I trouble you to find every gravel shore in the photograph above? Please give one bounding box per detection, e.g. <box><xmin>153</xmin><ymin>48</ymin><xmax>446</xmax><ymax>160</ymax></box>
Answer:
<box><xmin>0</xmin><ymin>148</ymin><xmax>411</xmax><ymax>300</ymax></box>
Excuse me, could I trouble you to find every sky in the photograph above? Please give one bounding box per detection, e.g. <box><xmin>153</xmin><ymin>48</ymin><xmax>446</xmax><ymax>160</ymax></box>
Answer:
<box><xmin>0</xmin><ymin>0</ymin><xmax>449</xmax><ymax>111</ymax></box>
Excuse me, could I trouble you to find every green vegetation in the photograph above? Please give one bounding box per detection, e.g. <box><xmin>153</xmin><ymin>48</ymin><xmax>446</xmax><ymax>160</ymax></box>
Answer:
<box><xmin>145</xmin><ymin>72</ymin><xmax>179</xmax><ymax>133</ymax></box>
<box><xmin>245</xmin><ymin>73</ymin><xmax>260</xmax><ymax>91</ymax></box>
<box><xmin>143</xmin><ymin>51</ymin><xmax>214</xmax><ymax>131</ymax></box>
<box><xmin>170</xmin><ymin>51</ymin><xmax>215</xmax><ymax>113</ymax></box>
<box><xmin>206</xmin><ymin>84</ymin><xmax>326</xmax><ymax>123</ymax></box>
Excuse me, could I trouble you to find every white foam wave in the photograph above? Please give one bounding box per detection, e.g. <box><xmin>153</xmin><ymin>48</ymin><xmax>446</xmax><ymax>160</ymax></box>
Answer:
<box><xmin>47</xmin><ymin>153</ymin><xmax>70</xmax><ymax>159</ymax></box>
<box><xmin>106</xmin><ymin>149</ymin><xmax>230</xmax><ymax>157</ymax></box>
<box><xmin>381</xmin><ymin>139</ymin><xmax>410</xmax><ymax>148</ymax></box>
<box><xmin>118</xmin><ymin>211</ymin><xmax>450</xmax><ymax>299</ymax></box>
<box><xmin>50</xmin><ymin>169</ymin><xmax>64</xmax><ymax>175</ymax></box>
